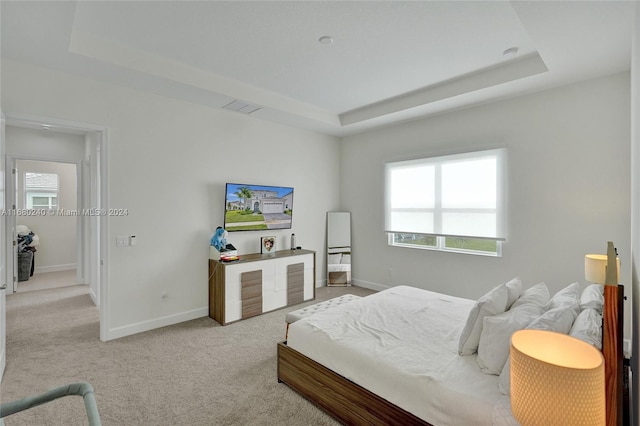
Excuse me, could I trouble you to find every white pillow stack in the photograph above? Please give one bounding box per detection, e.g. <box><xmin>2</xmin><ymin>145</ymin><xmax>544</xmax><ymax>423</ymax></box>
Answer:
<box><xmin>495</xmin><ymin>282</ymin><xmax>588</xmax><ymax>395</ymax></box>
<box><xmin>460</xmin><ymin>279</ymin><xmax>605</xmax><ymax>396</ymax></box>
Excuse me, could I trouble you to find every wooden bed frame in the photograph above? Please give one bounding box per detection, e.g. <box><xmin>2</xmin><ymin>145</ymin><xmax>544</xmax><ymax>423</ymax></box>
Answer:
<box><xmin>277</xmin><ymin>341</ymin><xmax>430</xmax><ymax>426</ymax></box>
<box><xmin>278</xmin><ymin>272</ymin><xmax>626</xmax><ymax>425</ymax></box>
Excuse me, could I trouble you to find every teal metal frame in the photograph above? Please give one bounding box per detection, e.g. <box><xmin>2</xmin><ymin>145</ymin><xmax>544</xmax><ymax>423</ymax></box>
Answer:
<box><xmin>0</xmin><ymin>382</ymin><xmax>101</xmax><ymax>425</ymax></box>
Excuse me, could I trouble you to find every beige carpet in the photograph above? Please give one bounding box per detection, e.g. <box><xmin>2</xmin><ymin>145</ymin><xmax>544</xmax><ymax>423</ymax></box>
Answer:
<box><xmin>1</xmin><ymin>284</ymin><xmax>375</xmax><ymax>425</ymax></box>
<box><xmin>15</xmin><ymin>269</ymin><xmax>77</xmax><ymax>293</ymax></box>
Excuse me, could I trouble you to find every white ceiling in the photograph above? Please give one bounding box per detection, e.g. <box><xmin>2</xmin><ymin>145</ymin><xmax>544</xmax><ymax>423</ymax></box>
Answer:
<box><xmin>1</xmin><ymin>1</ymin><xmax>634</xmax><ymax>136</ymax></box>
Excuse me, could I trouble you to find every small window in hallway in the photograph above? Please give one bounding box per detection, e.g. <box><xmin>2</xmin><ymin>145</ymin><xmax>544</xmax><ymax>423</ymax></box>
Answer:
<box><xmin>25</xmin><ymin>172</ymin><xmax>59</xmax><ymax>209</ymax></box>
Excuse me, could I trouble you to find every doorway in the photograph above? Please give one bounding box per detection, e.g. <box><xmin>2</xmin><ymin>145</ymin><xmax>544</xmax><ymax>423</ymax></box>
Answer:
<box><xmin>3</xmin><ymin>113</ymin><xmax>108</xmax><ymax>342</ymax></box>
<box><xmin>13</xmin><ymin>159</ymin><xmax>78</xmax><ymax>293</ymax></box>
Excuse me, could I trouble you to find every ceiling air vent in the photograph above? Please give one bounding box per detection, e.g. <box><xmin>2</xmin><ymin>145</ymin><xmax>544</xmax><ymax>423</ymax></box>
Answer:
<box><xmin>222</xmin><ymin>100</ymin><xmax>262</xmax><ymax>114</ymax></box>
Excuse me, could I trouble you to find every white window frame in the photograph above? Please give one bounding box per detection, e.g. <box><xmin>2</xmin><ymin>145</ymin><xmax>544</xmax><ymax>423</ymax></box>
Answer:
<box><xmin>26</xmin><ymin>191</ymin><xmax>58</xmax><ymax>210</ymax></box>
<box><xmin>385</xmin><ymin>148</ymin><xmax>505</xmax><ymax>256</ymax></box>
<box><xmin>24</xmin><ymin>172</ymin><xmax>59</xmax><ymax>210</ymax></box>
<box><xmin>388</xmin><ymin>233</ymin><xmax>502</xmax><ymax>257</ymax></box>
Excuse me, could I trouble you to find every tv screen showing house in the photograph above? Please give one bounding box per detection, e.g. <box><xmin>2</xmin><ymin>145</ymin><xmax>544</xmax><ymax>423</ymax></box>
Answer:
<box><xmin>224</xmin><ymin>183</ymin><xmax>294</xmax><ymax>231</ymax></box>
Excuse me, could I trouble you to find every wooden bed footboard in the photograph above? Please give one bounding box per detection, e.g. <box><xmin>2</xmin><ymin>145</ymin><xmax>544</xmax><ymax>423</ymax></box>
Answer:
<box><xmin>277</xmin><ymin>341</ymin><xmax>430</xmax><ymax>426</ymax></box>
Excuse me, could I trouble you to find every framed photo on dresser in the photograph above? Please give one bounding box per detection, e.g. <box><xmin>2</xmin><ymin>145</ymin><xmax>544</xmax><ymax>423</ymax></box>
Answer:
<box><xmin>261</xmin><ymin>236</ymin><xmax>276</xmax><ymax>255</ymax></box>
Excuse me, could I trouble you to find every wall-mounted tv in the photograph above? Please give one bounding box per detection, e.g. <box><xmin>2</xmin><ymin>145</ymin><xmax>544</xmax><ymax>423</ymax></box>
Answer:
<box><xmin>224</xmin><ymin>183</ymin><xmax>294</xmax><ymax>231</ymax></box>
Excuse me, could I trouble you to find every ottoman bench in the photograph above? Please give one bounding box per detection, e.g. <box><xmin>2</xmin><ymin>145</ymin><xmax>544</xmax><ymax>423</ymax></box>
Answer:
<box><xmin>285</xmin><ymin>294</ymin><xmax>362</xmax><ymax>338</ymax></box>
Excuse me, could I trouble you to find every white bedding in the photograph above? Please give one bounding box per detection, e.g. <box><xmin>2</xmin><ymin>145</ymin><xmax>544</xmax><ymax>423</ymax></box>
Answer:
<box><xmin>287</xmin><ymin>285</ymin><xmax>517</xmax><ymax>426</ymax></box>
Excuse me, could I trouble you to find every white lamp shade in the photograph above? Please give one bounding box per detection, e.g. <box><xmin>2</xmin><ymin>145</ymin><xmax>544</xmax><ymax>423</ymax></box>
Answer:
<box><xmin>510</xmin><ymin>329</ymin><xmax>605</xmax><ymax>426</ymax></box>
<box><xmin>585</xmin><ymin>254</ymin><xmax>620</xmax><ymax>284</ymax></box>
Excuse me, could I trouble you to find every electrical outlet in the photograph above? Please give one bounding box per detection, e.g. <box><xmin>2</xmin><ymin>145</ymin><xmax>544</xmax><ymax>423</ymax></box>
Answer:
<box><xmin>116</xmin><ymin>236</ymin><xmax>129</xmax><ymax>247</ymax></box>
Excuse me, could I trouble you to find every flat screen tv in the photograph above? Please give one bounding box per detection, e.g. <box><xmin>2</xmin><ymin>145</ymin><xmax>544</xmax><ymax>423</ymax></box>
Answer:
<box><xmin>224</xmin><ymin>183</ymin><xmax>294</xmax><ymax>231</ymax></box>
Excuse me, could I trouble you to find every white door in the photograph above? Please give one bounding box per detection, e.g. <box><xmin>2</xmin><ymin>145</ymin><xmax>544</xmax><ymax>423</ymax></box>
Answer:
<box><xmin>1</xmin><ymin>112</ymin><xmax>7</xmax><ymax>381</ymax></box>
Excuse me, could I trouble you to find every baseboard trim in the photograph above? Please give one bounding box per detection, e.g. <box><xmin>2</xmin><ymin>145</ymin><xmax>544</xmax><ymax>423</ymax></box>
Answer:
<box><xmin>351</xmin><ymin>279</ymin><xmax>390</xmax><ymax>292</ymax></box>
<box><xmin>35</xmin><ymin>264</ymin><xmax>76</xmax><ymax>274</ymax></box>
<box><xmin>106</xmin><ymin>307</ymin><xmax>209</xmax><ymax>341</ymax></box>
<box><xmin>0</xmin><ymin>346</ymin><xmax>5</xmax><ymax>383</ymax></box>
<box><xmin>88</xmin><ymin>287</ymin><xmax>99</xmax><ymax>307</ymax></box>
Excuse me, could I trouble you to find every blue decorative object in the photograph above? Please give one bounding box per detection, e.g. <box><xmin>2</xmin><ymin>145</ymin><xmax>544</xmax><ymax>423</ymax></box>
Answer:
<box><xmin>211</xmin><ymin>226</ymin><xmax>227</xmax><ymax>251</ymax></box>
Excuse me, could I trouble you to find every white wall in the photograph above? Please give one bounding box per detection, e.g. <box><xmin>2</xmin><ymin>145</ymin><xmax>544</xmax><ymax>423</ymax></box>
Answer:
<box><xmin>1</xmin><ymin>59</ymin><xmax>341</xmax><ymax>338</ymax></box>
<box><xmin>5</xmin><ymin>126</ymin><xmax>85</xmax><ymax>162</ymax></box>
<box><xmin>13</xmin><ymin>158</ymin><xmax>77</xmax><ymax>273</ymax></box>
<box><xmin>341</xmin><ymin>72</ymin><xmax>631</xmax><ymax>339</ymax></box>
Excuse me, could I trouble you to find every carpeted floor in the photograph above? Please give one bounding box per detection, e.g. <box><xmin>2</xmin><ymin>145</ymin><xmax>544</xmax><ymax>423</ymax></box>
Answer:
<box><xmin>15</xmin><ymin>269</ymin><xmax>77</xmax><ymax>293</ymax></box>
<box><xmin>1</xmin><ymin>283</ymin><xmax>374</xmax><ymax>425</ymax></box>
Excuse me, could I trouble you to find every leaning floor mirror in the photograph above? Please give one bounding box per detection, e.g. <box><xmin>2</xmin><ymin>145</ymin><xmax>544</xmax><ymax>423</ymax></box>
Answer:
<box><xmin>327</xmin><ymin>211</ymin><xmax>351</xmax><ymax>286</ymax></box>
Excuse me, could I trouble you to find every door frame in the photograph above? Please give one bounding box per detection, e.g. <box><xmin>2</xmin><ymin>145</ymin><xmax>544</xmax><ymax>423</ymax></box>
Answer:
<box><xmin>4</xmin><ymin>113</ymin><xmax>109</xmax><ymax>342</ymax></box>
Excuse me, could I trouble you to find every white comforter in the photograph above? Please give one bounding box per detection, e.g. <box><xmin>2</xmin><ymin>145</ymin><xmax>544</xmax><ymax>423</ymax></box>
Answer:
<box><xmin>287</xmin><ymin>285</ymin><xmax>517</xmax><ymax>426</ymax></box>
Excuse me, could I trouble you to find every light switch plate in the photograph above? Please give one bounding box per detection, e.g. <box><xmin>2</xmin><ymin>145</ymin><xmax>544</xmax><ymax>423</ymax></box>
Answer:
<box><xmin>116</xmin><ymin>236</ymin><xmax>129</xmax><ymax>247</ymax></box>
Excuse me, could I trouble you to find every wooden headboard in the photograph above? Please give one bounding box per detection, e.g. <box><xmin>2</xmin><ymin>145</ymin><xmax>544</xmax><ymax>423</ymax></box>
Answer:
<box><xmin>603</xmin><ymin>241</ymin><xmax>624</xmax><ymax>426</ymax></box>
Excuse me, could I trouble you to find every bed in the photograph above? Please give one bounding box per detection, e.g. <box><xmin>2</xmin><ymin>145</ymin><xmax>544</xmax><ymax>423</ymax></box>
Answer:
<box><xmin>278</xmin><ymin>260</ymin><xmax>625</xmax><ymax>425</ymax></box>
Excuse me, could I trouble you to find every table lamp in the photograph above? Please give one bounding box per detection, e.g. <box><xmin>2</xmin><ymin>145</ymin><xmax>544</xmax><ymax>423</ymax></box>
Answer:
<box><xmin>585</xmin><ymin>254</ymin><xmax>620</xmax><ymax>285</ymax></box>
<box><xmin>510</xmin><ymin>329</ymin><xmax>605</xmax><ymax>426</ymax></box>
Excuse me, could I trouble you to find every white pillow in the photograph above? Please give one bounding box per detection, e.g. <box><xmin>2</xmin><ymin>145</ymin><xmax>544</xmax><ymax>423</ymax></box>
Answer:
<box><xmin>458</xmin><ymin>281</ymin><xmax>510</xmax><ymax>355</ymax></box>
<box><xmin>580</xmin><ymin>284</ymin><xmax>604</xmax><ymax>313</ymax></box>
<box><xmin>327</xmin><ymin>254</ymin><xmax>342</xmax><ymax>264</ymax></box>
<box><xmin>545</xmin><ymin>282</ymin><xmax>580</xmax><ymax>313</ymax></box>
<box><xmin>527</xmin><ymin>306</ymin><xmax>578</xmax><ymax>334</ymax></box>
<box><xmin>511</xmin><ymin>282</ymin><xmax>550</xmax><ymax>309</ymax></box>
<box><xmin>477</xmin><ymin>303</ymin><xmax>543</xmax><ymax>375</ymax></box>
<box><xmin>505</xmin><ymin>277</ymin><xmax>523</xmax><ymax>309</ymax></box>
<box><xmin>570</xmin><ymin>308</ymin><xmax>602</xmax><ymax>349</ymax></box>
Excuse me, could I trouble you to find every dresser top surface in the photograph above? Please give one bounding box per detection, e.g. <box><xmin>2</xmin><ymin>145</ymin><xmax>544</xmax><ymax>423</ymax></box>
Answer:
<box><xmin>211</xmin><ymin>249</ymin><xmax>314</xmax><ymax>265</ymax></box>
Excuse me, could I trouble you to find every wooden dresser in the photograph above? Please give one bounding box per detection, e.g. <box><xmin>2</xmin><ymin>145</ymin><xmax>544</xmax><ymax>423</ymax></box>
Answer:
<box><xmin>209</xmin><ymin>249</ymin><xmax>315</xmax><ymax>325</ymax></box>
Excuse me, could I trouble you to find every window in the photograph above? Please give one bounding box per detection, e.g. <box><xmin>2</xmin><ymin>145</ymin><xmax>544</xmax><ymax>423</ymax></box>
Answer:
<box><xmin>385</xmin><ymin>148</ymin><xmax>505</xmax><ymax>256</ymax></box>
<box><xmin>25</xmin><ymin>172</ymin><xmax>59</xmax><ymax>209</ymax></box>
